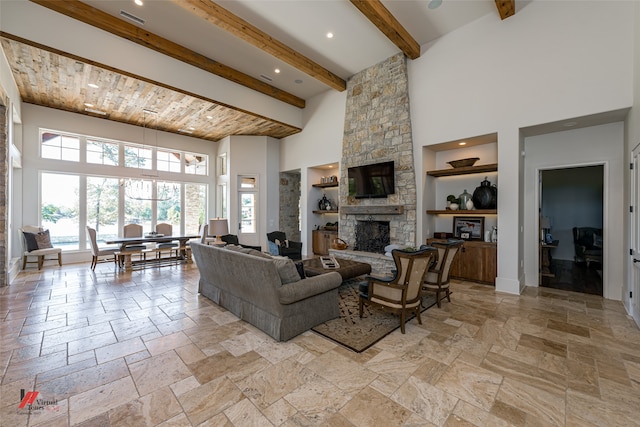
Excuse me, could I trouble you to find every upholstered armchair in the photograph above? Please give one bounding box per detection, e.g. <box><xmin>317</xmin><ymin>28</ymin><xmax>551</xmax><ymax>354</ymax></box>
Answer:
<box><xmin>266</xmin><ymin>231</ymin><xmax>302</xmax><ymax>260</ymax></box>
<box><xmin>573</xmin><ymin>227</ymin><xmax>603</xmax><ymax>267</ymax></box>
<box><xmin>358</xmin><ymin>247</ymin><xmax>437</xmax><ymax>334</ymax></box>
<box><xmin>421</xmin><ymin>240</ymin><xmax>464</xmax><ymax>307</ymax></box>
<box><xmin>20</xmin><ymin>225</ymin><xmax>62</xmax><ymax>270</ymax></box>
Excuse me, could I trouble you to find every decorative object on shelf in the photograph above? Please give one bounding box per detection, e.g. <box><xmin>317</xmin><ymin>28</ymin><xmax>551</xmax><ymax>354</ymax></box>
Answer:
<box><xmin>318</xmin><ymin>194</ymin><xmax>331</xmax><ymax>210</ymax></box>
<box><xmin>449</xmin><ymin>202</ymin><xmax>459</xmax><ymax>211</ymax></box>
<box><xmin>484</xmin><ymin>230</ymin><xmax>492</xmax><ymax>242</ymax></box>
<box><xmin>320</xmin><ymin>175</ymin><xmax>338</xmax><ymax>184</ymax></box>
<box><xmin>491</xmin><ymin>226</ymin><xmax>497</xmax><ymax>243</ymax></box>
<box><xmin>472</xmin><ymin>176</ymin><xmax>497</xmax><ymax>209</ymax></box>
<box><xmin>332</xmin><ymin>238</ymin><xmax>348</xmax><ymax>250</ymax></box>
<box><xmin>466</xmin><ymin>199</ymin><xmax>474</xmax><ymax>210</ymax></box>
<box><xmin>447</xmin><ymin>157</ymin><xmax>479</xmax><ymax>168</ymax></box>
<box><xmin>453</xmin><ymin>216</ymin><xmax>484</xmax><ymax>240</ymax></box>
<box><xmin>446</xmin><ymin>194</ymin><xmax>458</xmax><ymax>209</ymax></box>
<box><xmin>458</xmin><ymin>189</ymin><xmax>472</xmax><ymax>210</ymax></box>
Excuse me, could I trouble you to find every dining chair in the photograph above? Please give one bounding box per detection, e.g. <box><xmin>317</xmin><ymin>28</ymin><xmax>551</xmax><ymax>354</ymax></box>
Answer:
<box><xmin>421</xmin><ymin>240</ymin><xmax>464</xmax><ymax>307</ymax></box>
<box><xmin>20</xmin><ymin>225</ymin><xmax>62</xmax><ymax>270</ymax></box>
<box><xmin>155</xmin><ymin>223</ymin><xmax>178</xmax><ymax>258</ymax></box>
<box><xmin>359</xmin><ymin>247</ymin><xmax>437</xmax><ymax>334</ymax></box>
<box><xmin>123</xmin><ymin>224</ymin><xmax>147</xmax><ymax>250</ymax></box>
<box><xmin>199</xmin><ymin>223</ymin><xmax>216</xmax><ymax>245</ymax></box>
<box><xmin>86</xmin><ymin>226</ymin><xmax>118</xmax><ymax>270</ymax></box>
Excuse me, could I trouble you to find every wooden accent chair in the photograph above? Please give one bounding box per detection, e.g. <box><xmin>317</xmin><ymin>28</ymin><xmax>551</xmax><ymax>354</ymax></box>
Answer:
<box><xmin>86</xmin><ymin>226</ymin><xmax>118</xmax><ymax>270</ymax></box>
<box><xmin>20</xmin><ymin>225</ymin><xmax>62</xmax><ymax>270</ymax></box>
<box><xmin>421</xmin><ymin>240</ymin><xmax>464</xmax><ymax>307</ymax></box>
<box><xmin>359</xmin><ymin>247</ymin><xmax>437</xmax><ymax>334</ymax></box>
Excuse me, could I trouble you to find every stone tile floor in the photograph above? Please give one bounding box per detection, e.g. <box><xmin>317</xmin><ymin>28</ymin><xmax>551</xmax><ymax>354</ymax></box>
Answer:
<box><xmin>1</xmin><ymin>262</ymin><xmax>639</xmax><ymax>426</ymax></box>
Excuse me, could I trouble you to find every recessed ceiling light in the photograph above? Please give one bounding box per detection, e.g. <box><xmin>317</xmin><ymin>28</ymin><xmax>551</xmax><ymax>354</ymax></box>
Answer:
<box><xmin>326</xmin><ymin>32</ymin><xmax>334</xmax><ymax>39</ymax></box>
<box><xmin>428</xmin><ymin>0</ymin><xmax>442</xmax><ymax>10</ymax></box>
<box><xmin>84</xmin><ymin>103</ymin><xmax>93</xmax><ymax>107</ymax></box>
<box><xmin>206</xmin><ymin>115</ymin><xmax>213</xmax><ymax>120</ymax></box>
<box><xmin>188</xmin><ymin>127</ymin><xmax>195</xmax><ymax>130</ymax></box>
<box><xmin>134</xmin><ymin>0</ymin><xmax>143</xmax><ymax>5</ymax></box>
<box><xmin>274</xmin><ymin>68</ymin><xmax>280</xmax><ymax>74</ymax></box>
<box><xmin>88</xmin><ymin>83</ymin><xmax>99</xmax><ymax>89</ymax></box>
<box><xmin>458</xmin><ymin>142</ymin><xmax>467</xmax><ymax>146</ymax></box>
<box><xmin>178</xmin><ymin>128</ymin><xmax>193</xmax><ymax>134</ymax></box>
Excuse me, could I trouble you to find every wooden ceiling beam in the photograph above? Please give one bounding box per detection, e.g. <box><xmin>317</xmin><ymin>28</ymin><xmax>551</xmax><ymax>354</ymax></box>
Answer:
<box><xmin>172</xmin><ymin>0</ymin><xmax>346</xmax><ymax>92</ymax></box>
<box><xmin>495</xmin><ymin>0</ymin><xmax>515</xmax><ymax>20</ymax></box>
<box><xmin>28</xmin><ymin>0</ymin><xmax>305</xmax><ymax>108</ymax></box>
<box><xmin>349</xmin><ymin>0</ymin><xmax>420</xmax><ymax>60</ymax></box>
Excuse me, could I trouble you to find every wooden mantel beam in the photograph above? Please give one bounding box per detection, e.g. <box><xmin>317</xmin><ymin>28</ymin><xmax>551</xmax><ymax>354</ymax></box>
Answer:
<box><xmin>29</xmin><ymin>0</ymin><xmax>306</xmax><ymax>108</ymax></box>
<box><xmin>173</xmin><ymin>0</ymin><xmax>347</xmax><ymax>92</ymax></box>
<box><xmin>349</xmin><ymin>0</ymin><xmax>420</xmax><ymax>60</ymax></box>
<box><xmin>495</xmin><ymin>0</ymin><xmax>515</xmax><ymax>20</ymax></box>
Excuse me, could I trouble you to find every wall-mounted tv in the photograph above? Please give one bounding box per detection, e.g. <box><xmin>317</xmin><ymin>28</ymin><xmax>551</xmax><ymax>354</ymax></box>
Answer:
<box><xmin>348</xmin><ymin>161</ymin><xmax>395</xmax><ymax>199</ymax></box>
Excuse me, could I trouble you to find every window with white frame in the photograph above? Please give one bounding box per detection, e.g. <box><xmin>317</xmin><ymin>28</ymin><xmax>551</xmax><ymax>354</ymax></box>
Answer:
<box><xmin>37</xmin><ymin>128</ymin><xmax>209</xmax><ymax>251</ymax></box>
<box><xmin>87</xmin><ymin>139</ymin><xmax>119</xmax><ymax>166</ymax></box>
<box><xmin>41</xmin><ymin>132</ymin><xmax>80</xmax><ymax>162</ymax></box>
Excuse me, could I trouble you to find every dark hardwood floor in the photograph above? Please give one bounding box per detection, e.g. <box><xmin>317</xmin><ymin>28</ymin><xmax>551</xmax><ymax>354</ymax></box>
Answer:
<box><xmin>541</xmin><ymin>259</ymin><xmax>603</xmax><ymax>295</ymax></box>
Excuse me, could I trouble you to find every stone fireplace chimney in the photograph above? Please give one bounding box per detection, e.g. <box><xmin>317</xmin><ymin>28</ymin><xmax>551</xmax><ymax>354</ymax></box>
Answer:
<box><xmin>339</xmin><ymin>53</ymin><xmax>417</xmax><ymax>250</ymax></box>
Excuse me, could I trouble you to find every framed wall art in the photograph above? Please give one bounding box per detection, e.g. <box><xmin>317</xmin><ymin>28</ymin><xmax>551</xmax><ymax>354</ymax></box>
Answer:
<box><xmin>453</xmin><ymin>216</ymin><xmax>484</xmax><ymax>240</ymax></box>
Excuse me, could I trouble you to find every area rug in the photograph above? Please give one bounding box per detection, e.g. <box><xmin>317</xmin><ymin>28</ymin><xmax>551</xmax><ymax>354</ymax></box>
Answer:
<box><xmin>312</xmin><ymin>278</ymin><xmax>440</xmax><ymax>353</ymax></box>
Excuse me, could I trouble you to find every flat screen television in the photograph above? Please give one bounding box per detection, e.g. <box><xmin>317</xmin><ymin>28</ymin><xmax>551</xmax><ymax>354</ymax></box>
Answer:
<box><xmin>348</xmin><ymin>161</ymin><xmax>395</xmax><ymax>199</ymax></box>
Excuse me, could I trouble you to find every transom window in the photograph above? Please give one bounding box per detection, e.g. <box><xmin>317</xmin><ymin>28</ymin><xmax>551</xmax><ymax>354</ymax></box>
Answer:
<box><xmin>157</xmin><ymin>149</ymin><xmax>181</xmax><ymax>173</ymax></box>
<box><xmin>87</xmin><ymin>139</ymin><xmax>119</xmax><ymax>166</ymax></box>
<box><xmin>124</xmin><ymin>144</ymin><xmax>152</xmax><ymax>170</ymax></box>
<box><xmin>41</xmin><ymin>132</ymin><xmax>80</xmax><ymax>162</ymax></box>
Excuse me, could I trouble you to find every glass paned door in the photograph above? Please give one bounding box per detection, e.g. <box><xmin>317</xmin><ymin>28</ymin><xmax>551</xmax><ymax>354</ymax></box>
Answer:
<box><xmin>239</xmin><ymin>192</ymin><xmax>259</xmax><ymax>246</ymax></box>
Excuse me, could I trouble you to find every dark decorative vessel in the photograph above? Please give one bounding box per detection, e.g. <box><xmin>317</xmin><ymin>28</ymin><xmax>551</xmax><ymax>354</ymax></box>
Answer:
<box><xmin>472</xmin><ymin>177</ymin><xmax>497</xmax><ymax>209</ymax></box>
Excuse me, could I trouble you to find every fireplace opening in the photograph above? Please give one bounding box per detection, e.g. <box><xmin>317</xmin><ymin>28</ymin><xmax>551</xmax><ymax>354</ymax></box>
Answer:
<box><xmin>355</xmin><ymin>220</ymin><xmax>390</xmax><ymax>253</ymax></box>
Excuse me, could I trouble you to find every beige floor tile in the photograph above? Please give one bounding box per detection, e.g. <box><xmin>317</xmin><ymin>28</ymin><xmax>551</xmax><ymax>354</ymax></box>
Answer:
<box><xmin>107</xmin><ymin>386</ymin><xmax>182</xmax><ymax>426</ymax></box>
<box><xmin>224</xmin><ymin>398</ymin><xmax>273</xmax><ymax>426</ymax></box>
<box><xmin>69</xmin><ymin>376</ymin><xmax>139</xmax><ymax>425</ymax></box>
<box><xmin>391</xmin><ymin>375</ymin><xmax>458</xmax><ymax>425</ymax></box>
<box><xmin>496</xmin><ymin>377</ymin><xmax>565</xmax><ymax>426</ymax></box>
<box><xmin>340</xmin><ymin>386</ymin><xmax>413</xmax><ymax>427</ymax></box>
<box><xmin>129</xmin><ymin>350</ymin><xmax>191</xmax><ymax>396</ymax></box>
<box><xmin>283</xmin><ymin>375</ymin><xmax>350</xmax><ymax>423</ymax></box>
<box><xmin>435</xmin><ymin>359</ymin><xmax>503</xmax><ymax>411</ymax></box>
<box><xmin>178</xmin><ymin>376</ymin><xmax>244</xmax><ymax>425</ymax></box>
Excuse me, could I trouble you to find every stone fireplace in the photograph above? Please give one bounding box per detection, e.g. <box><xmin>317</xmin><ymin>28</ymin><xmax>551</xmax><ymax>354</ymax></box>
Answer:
<box><xmin>337</xmin><ymin>53</ymin><xmax>417</xmax><ymax>253</ymax></box>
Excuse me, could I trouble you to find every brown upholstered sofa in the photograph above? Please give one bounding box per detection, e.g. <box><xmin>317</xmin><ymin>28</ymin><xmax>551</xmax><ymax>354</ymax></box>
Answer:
<box><xmin>190</xmin><ymin>242</ymin><xmax>342</xmax><ymax>341</ymax></box>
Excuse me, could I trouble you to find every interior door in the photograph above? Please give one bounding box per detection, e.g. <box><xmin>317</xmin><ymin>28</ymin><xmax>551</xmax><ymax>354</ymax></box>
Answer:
<box><xmin>630</xmin><ymin>145</ymin><xmax>640</xmax><ymax>324</ymax></box>
<box><xmin>238</xmin><ymin>176</ymin><xmax>259</xmax><ymax>247</ymax></box>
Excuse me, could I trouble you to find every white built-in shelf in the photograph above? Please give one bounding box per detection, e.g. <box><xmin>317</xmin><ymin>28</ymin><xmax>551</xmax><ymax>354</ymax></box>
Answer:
<box><xmin>312</xmin><ymin>182</ymin><xmax>339</xmax><ymax>188</ymax></box>
<box><xmin>426</xmin><ymin>209</ymin><xmax>497</xmax><ymax>215</ymax></box>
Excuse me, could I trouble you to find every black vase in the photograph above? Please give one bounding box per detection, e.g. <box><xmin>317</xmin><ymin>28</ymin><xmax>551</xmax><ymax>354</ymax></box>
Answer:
<box><xmin>472</xmin><ymin>177</ymin><xmax>497</xmax><ymax>209</ymax></box>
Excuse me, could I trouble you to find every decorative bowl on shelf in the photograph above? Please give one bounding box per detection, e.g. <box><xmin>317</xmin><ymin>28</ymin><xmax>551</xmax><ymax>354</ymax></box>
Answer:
<box><xmin>447</xmin><ymin>157</ymin><xmax>479</xmax><ymax>168</ymax></box>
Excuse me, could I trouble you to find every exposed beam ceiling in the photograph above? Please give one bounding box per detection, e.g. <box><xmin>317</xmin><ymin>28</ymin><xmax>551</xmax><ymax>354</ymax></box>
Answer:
<box><xmin>172</xmin><ymin>0</ymin><xmax>346</xmax><ymax>92</ymax></box>
<box><xmin>350</xmin><ymin>0</ymin><xmax>421</xmax><ymax>60</ymax></box>
<box><xmin>29</xmin><ymin>0</ymin><xmax>306</xmax><ymax>108</ymax></box>
<box><xmin>495</xmin><ymin>0</ymin><xmax>516</xmax><ymax>20</ymax></box>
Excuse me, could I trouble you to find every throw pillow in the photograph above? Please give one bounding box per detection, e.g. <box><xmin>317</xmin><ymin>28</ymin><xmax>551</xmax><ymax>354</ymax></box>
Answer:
<box><xmin>272</xmin><ymin>257</ymin><xmax>300</xmax><ymax>285</ymax></box>
<box><xmin>294</xmin><ymin>261</ymin><xmax>305</xmax><ymax>279</ymax></box>
<box><xmin>22</xmin><ymin>232</ymin><xmax>39</xmax><ymax>252</ymax></box>
<box><xmin>267</xmin><ymin>241</ymin><xmax>279</xmax><ymax>256</ymax></box>
<box><xmin>35</xmin><ymin>230</ymin><xmax>53</xmax><ymax>249</ymax></box>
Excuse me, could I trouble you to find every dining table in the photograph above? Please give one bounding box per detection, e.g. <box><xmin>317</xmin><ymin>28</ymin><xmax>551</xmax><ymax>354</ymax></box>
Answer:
<box><xmin>105</xmin><ymin>234</ymin><xmax>200</xmax><ymax>270</ymax></box>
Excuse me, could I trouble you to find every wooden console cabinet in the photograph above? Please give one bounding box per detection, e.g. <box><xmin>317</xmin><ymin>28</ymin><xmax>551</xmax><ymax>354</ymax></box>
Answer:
<box><xmin>427</xmin><ymin>239</ymin><xmax>496</xmax><ymax>285</ymax></box>
<box><xmin>313</xmin><ymin>230</ymin><xmax>338</xmax><ymax>255</ymax></box>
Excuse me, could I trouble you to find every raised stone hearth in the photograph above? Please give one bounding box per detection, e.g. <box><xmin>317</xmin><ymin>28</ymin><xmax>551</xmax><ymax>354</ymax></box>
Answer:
<box><xmin>329</xmin><ymin>249</ymin><xmax>394</xmax><ymax>277</ymax></box>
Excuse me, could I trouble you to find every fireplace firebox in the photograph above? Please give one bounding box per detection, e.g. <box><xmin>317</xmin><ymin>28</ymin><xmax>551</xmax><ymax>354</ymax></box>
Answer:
<box><xmin>355</xmin><ymin>220</ymin><xmax>390</xmax><ymax>254</ymax></box>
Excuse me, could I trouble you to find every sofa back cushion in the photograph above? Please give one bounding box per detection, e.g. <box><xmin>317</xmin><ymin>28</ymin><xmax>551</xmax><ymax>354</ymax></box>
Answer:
<box><xmin>272</xmin><ymin>256</ymin><xmax>302</xmax><ymax>285</ymax></box>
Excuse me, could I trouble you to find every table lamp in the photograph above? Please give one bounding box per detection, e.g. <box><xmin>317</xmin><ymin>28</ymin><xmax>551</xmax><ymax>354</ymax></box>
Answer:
<box><xmin>209</xmin><ymin>218</ymin><xmax>229</xmax><ymax>245</ymax></box>
<box><xmin>540</xmin><ymin>216</ymin><xmax>551</xmax><ymax>243</ymax></box>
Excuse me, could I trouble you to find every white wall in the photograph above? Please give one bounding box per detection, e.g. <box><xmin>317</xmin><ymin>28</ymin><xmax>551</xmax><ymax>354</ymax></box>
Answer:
<box><xmin>227</xmin><ymin>135</ymin><xmax>279</xmax><ymax>250</ymax></box>
<box><xmin>523</xmin><ymin>123</ymin><xmax>624</xmax><ymax>300</ymax></box>
<box><xmin>282</xmin><ymin>0</ymin><xmax>635</xmax><ymax>296</ymax></box>
<box><xmin>280</xmin><ymin>89</ymin><xmax>346</xmax><ymax>253</ymax></box>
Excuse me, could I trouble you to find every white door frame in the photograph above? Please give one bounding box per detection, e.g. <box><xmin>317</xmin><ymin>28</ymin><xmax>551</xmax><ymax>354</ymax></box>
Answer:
<box><xmin>629</xmin><ymin>144</ymin><xmax>640</xmax><ymax>325</ymax></box>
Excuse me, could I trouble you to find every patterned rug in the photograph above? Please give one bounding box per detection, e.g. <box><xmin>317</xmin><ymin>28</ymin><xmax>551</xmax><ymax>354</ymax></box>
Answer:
<box><xmin>312</xmin><ymin>278</ymin><xmax>439</xmax><ymax>352</ymax></box>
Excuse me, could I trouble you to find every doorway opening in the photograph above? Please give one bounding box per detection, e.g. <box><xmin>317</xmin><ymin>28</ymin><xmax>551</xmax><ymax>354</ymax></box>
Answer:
<box><xmin>539</xmin><ymin>165</ymin><xmax>603</xmax><ymax>295</ymax></box>
<box><xmin>279</xmin><ymin>170</ymin><xmax>301</xmax><ymax>242</ymax></box>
